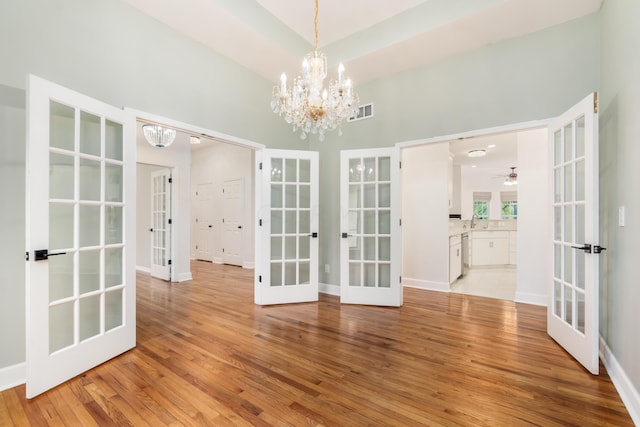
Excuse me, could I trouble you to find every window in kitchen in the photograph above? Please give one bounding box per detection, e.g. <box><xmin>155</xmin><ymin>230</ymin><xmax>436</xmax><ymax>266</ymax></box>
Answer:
<box><xmin>501</xmin><ymin>191</ymin><xmax>518</xmax><ymax>220</ymax></box>
<box><xmin>472</xmin><ymin>192</ymin><xmax>491</xmax><ymax>220</ymax></box>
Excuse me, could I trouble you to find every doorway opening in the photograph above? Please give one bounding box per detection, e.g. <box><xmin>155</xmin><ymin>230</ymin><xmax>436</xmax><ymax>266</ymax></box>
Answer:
<box><xmin>398</xmin><ymin>121</ymin><xmax>549</xmax><ymax>306</ymax></box>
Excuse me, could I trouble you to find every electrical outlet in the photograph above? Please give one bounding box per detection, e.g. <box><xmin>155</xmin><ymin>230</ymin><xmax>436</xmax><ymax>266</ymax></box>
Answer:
<box><xmin>324</xmin><ymin>264</ymin><xmax>330</xmax><ymax>273</ymax></box>
<box><xmin>619</xmin><ymin>206</ymin><xmax>625</xmax><ymax>227</ymax></box>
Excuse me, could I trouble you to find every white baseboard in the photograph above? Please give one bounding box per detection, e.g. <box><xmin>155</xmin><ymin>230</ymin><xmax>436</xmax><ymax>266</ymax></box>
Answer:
<box><xmin>242</xmin><ymin>261</ymin><xmax>255</xmax><ymax>269</ymax></box>
<box><xmin>135</xmin><ymin>265</ymin><xmax>150</xmax><ymax>273</ymax></box>
<box><xmin>319</xmin><ymin>282</ymin><xmax>340</xmax><ymax>296</ymax></box>
<box><xmin>403</xmin><ymin>277</ymin><xmax>449</xmax><ymax>292</ymax></box>
<box><xmin>176</xmin><ymin>272</ymin><xmax>193</xmax><ymax>282</ymax></box>
<box><xmin>600</xmin><ymin>336</ymin><xmax>640</xmax><ymax>425</ymax></box>
<box><xmin>0</xmin><ymin>362</ymin><xmax>25</xmax><ymax>392</ymax></box>
<box><xmin>514</xmin><ymin>291</ymin><xmax>547</xmax><ymax>306</ymax></box>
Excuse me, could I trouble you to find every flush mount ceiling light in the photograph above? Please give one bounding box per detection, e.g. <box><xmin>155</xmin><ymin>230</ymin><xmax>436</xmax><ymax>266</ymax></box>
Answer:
<box><xmin>189</xmin><ymin>136</ymin><xmax>201</xmax><ymax>145</ymax></box>
<box><xmin>142</xmin><ymin>124</ymin><xmax>176</xmax><ymax>148</ymax></box>
<box><xmin>270</xmin><ymin>0</ymin><xmax>359</xmax><ymax>141</ymax></box>
<box><xmin>468</xmin><ymin>149</ymin><xmax>487</xmax><ymax>158</ymax></box>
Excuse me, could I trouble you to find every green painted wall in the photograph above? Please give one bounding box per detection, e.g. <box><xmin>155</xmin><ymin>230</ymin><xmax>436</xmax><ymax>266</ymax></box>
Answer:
<box><xmin>599</xmin><ymin>0</ymin><xmax>640</xmax><ymax>402</ymax></box>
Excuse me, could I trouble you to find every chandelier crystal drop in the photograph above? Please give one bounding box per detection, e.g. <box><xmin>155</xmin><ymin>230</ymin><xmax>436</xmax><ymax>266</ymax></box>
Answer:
<box><xmin>270</xmin><ymin>0</ymin><xmax>359</xmax><ymax>141</ymax></box>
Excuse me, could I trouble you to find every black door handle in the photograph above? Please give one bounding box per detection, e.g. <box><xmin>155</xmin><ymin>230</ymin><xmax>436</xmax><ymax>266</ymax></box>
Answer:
<box><xmin>341</xmin><ymin>233</ymin><xmax>353</xmax><ymax>238</ymax></box>
<box><xmin>34</xmin><ymin>249</ymin><xmax>67</xmax><ymax>261</ymax></box>
<box><xmin>208</xmin><ymin>225</ymin><xmax>212</xmax><ymax>228</ymax></box>
<box><xmin>149</xmin><ymin>228</ymin><xmax>153</xmax><ymax>232</ymax></box>
<box><xmin>571</xmin><ymin>243</ymin><xmax>592</xmax><ymax>253</ymax></box>
<box><xmin>238</xmin><ymin>226</ymin><xmax>242</xmax><ymax>229</ymax></box>
<box><xmin>594</xmin><ymin>245</ymin><xmax>606</xmax><ymax>254</ymax></box>
<box><xmin>308</xmin><ymin>232</ymin><xmax>318</xmax><ymax>238</ymax></box>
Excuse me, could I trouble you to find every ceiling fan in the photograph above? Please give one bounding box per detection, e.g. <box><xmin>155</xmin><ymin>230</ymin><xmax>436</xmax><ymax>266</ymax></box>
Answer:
<box><xmin>503</xmin><ymin>167</ymin><xmax>518</xmax><ymax>186</ymax></box>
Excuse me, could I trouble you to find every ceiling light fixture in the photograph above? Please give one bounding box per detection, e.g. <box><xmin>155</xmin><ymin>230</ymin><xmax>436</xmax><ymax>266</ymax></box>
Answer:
<box><xmin>504</xmin><ymin>167</ymin><xmax>518</xmax><ymax>186</ymax></box>
<box><xmin>468</xmin><ymin>149</ymin><xmax>486</xmax><ymax>158</ymax></box>
<box><xmin>142</xmin><ymin>124</ymin><xmax>176</xmax><ymax>148</ymax></box>
<box><xmin>189</xmin><ymin>136</ymin><xmax>201</xmax><ymax>145</ymax></box>
<box><xmin>270</xmin><ymin>0</ymin><xmax>359</xmax><ymax>141</ymax></box>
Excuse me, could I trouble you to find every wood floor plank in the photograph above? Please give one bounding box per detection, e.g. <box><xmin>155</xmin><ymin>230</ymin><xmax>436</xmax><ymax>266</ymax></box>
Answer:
<box><xmin>1</xmin><ymin>261</ymin><xmax>633</xmax><ymax>426</ymax></box>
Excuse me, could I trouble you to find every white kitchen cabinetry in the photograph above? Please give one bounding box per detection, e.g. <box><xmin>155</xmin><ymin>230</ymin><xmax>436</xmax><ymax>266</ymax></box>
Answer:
<box><xmin>509</xmin><ymin>231</ymin><xmax>517</xmax><ymax>265</ymax></box>
<box><xmin>470</xmin><ymin>231</ymin><xmax>509</xmax><ymax>266</ymax></box>
<box><xmin>449</xmin><ymin>234</ymin><xmax>462</xmax><ymax>283</ymax></box>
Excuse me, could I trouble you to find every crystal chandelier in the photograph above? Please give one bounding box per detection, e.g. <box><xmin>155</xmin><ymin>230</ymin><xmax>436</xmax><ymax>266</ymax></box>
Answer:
<box><xmin>270</xmin><ymin>0</ymin><xmax>359</xmax><ymax>141</ymax></box>
<box><xmin>142</xmin><ymin>124</ymin><xmax>176</xmax><ymax>148</ymax></box>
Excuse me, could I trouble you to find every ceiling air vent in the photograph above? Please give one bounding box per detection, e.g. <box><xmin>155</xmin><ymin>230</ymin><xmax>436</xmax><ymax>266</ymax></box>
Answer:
<box><xmin>348</xmin><ymin>103</ymin><xmax>374</xmax><ymax>122</ymax></box>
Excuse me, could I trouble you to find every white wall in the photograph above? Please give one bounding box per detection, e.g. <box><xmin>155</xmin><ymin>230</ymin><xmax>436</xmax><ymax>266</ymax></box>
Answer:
<box><xmin>401</xmin><ymin>142</ymin><xmax>450</xmax><ymax>291</ymax></box>
<box><xmin>599</xmin><ymin>0</ymin><xmax>640</xmax><ymax>422</ymax></box>
<box><xmin>0</xmin><ymin>86</ymin><xmax>25</xmax><ymax>371</ymax></box>
<box><xmin>190</xmin><ymin>142</ymin><xmax>255</xmax><ymax>268</ymax></box>
<box><xmin>514</xmin><ymin>129</ymin><xmax>549</xmax><ymax>305</ymax></box>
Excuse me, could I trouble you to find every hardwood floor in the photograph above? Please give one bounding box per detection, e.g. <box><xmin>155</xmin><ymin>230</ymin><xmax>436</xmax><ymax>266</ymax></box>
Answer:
<box><xmin>1</xmin><ymin>261</ymin><xmax>632</xmax><ymax>426</ymax></box>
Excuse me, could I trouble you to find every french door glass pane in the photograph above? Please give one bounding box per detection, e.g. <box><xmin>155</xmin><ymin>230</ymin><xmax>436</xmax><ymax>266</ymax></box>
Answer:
<box><xmin>284</xmin><ymin>236</ymin><xmax>296</xmax><ymax>259</ymax></box>
<box><xmin>564</xmin><ymin>206</ymin><xmax>572</xmax><ymax>242</ymax></box>
<box><xmin>271</xmin><ymin>184</ymin><xmax>283</xmax><ymax>208</ymax></box>
<box><xmin>379</xmin><ymin>264</ymin><xmax>391</xmax><ymax>288</ymax></box>
<box><xmin>79</xmin><ymin>295</ymin><xmax>100</xmax><ymax>341</ymax></box>
<box><xmin>105</xmin><ymin>289</ymin><xmax>123</xmax><ymax>331</ymax></box>
<box><xmin>379</xmin><ymin>184</ymin><xmax>390</xmax><ymax>207</ymax></box>
<box><xmin>271</xmin><ymin>262</ymin><xmax>282</xmax><ymax>287</ymax></box>
<box><xmin>299</xmin><ymin>159</ymin><xmax>310</xmax><ymax>183</ymax></box>
<box><xmin>363</xmin><ymin>184</ymin><xmax>375</xmax><ymax>208</ymax></box>
<box><xmin>363</xmin><ymin>158</ymin><xmax>376</xmax><ymax>181</ymax></box>
<box><xmin>299</xmin><ymin>262</ymin><xmax>310</xmax><ymax>284</ymax></box>
<box><xmin>105</xmin><ymin>206</ymin><xmax>123</xmax><ymax>245</ymax></box>
<box><xmin>50</xmin><ymin>101</ymin><xmax>74</xmax><ymax>151</ymax></box>
<box><xmin>50</xmin><ymin>302</ymin><xmax>74</xmax><ymax>353</ymax></box>
<box><xmin>271</xmin><ymin>158</ymin><xmax>283</xmax><ymax>182</ymax></box>
<box><xmin>564</xmin><ymin>246</ymin><xmax>573</xmax><ymax>284</ymax></box>
<box><xmin>576</xmin><ymin>116</ymin><xmax>585</xmax><ymax>158</ymax></box>
<box><xmin>299</xmin><ymin>236</ymin><xmax>310</xmax><ymax>259</ymax></box>
<box><xmin>271</xmin><ymin>210</ymin><xmax>282</xmax><ymax>234</ymax></box>
<box><xmin>79</xmin><ymin>205</ymin><xmax>100</xmax><ymax>247</ymax></box>
<box><xmin>50</xmin><ymin>153</ymin><xmax>74</xmax><ymax>200</ymax></box>
<box><xmin>105</xmin><ymin>163</ymin><xmax>123</xmax><ymax>202</ymax></box>
<box><xmin>79</xmin><ymin>250</ymin><xmax>100</xmax><ymax>294</ymax></box>
<box><xmin>379</xmin><ymin>210</ymin><xmax>391</xmax><ymax>234</ymax></box>
<box><xmin>270</xmin><ymin>236</ymin><xmax>282</xmax><ymax>260</ymax></box>
<box><xmin>285</xmin><ymin>211</ymin><xmax>297</xmax><ymax>233</ymax></box>
<box><xmin>349</xmin><ymin>263</ymin><xmax>361</xmax><ymax>286</ymax></box>
<box><xmin>576</xmin><ymin>160</ymin><xmax>585</xmax><ymax>201</ymax></box>
<box><xmin>349</xmin><ymin>185</ymin><xmax>361</xmax><ymax>208</ymax></box>
<box><xmin>105</xmin><ymin>247</ymin><xmax>122</xmax><ymax>288</ymax></box>
<box><xmin>285</xmin><ymin>185</ymin><xmax>297</xmax><ymax>208</ymax></box>
<box><xmin>564</xmin><ymin>285</ymin><xmax>573</xmax><ymax>324</ymax></box>
<box><xmin>378</xmin><ymin>157</ymin><xmax>390</xmax><ymax>181</ymax></box>
<box><xmin>49</xmin><ymin>253</ymin><xmax>74</xmax><ymax>302</ymax></box>
<box><xmin>564</xmin><ymin>165</ymin><xmax>573</xmax><ymax>202</ymax></box>
<box><xmin>553</xmin><ymin>130</ymin><xmax>562</xmax><ymax>166</ymax></box>
<box><xmin>284</xmin><ymin>262</ymin><xmax>296</xmax><ymax>285</ymax></box>
<box><xmin>299</xmin><ymin>185</ymin><xmax>310</xmax><ymax>208</ymax></box>
<box><xmin>577</xmin><ymin>291</ymin><xmax>585</xmax><ymax>334</ymax></box>
<box><xmin>564</xmin><ymin>124</ymin><xmax>573</xmax><ymax>162</ymax></box>
<box><xmin>363</xmin><ymin>264</ymin><xmax>375</xmax><ymax>287</ymax></box>
<box><xmin>363</xmin><ymin>211</ymin><xmax>375</xmax><ymax>234</ymax></box>
<box><xmin>554</xmin><ymin>281</ymin><xmax>562</xmax><ymax>317</ymax></box>
<box><xmin>80</xmin><ymin>158</ymin><xmax>101</xmax><ymax>201</ymax></box>
<box><xmin>349</xmin><ymin>159</ymin><xmax>362</xmax><ymax>182</ymax></box>
<box><xmin>105</xmin><ymin>120</ymin><xmax>123</xmax><ymax>161</ymax></box>
<box><xmin>80</xmin><ymin>111</ymin><xmax>101</xmax><ymax>156</ymax></box>
<box><xmin>285</xmin><ymin>159</ymin><xmax>297</xmax><ymax>182</ymax></box>
<box><xmin>50</xmin><ymin>203</ymin><xmax>74</xmax><ymax>250</ymax></box>
<box><xmin>299</xmin><ymin>211</ymin><xmax>310</xmax><ymax>234</ymax></box>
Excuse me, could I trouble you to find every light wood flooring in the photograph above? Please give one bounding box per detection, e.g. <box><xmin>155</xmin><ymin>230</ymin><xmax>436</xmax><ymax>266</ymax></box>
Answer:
<box><xmin>1</xmin><ymin>261</ymin><xmax>633</xmax><ymax>426</ymax></box>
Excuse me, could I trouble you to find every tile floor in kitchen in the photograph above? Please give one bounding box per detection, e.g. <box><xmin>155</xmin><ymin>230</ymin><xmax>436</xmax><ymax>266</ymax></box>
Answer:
<box><xmin>450</xmin><ymin>265</ymin><xmax>517</xmax><ymax>301</ymax></box>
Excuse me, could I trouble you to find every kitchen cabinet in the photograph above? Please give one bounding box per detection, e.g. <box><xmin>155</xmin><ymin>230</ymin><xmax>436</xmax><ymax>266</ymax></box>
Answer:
<box><xmin>449</xmin><ymin>234</ymin><xmax>462</xmax><ymax>283</ymax></box>
<box><xmin>470</xmin><ymin>230</ymin><xmax>509</xmax><ymax>266</ymax></box>
<box><xmin>509</xmin><ymin>231</ymin><xmax>517</xmax><ymax>265</ymax></box>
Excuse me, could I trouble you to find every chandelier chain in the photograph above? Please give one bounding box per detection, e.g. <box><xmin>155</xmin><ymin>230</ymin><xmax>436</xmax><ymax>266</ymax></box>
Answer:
<box><xmin>314</xmin><ymin>0</ymin><xmax>319</xmax><ymax>50</ymax></box>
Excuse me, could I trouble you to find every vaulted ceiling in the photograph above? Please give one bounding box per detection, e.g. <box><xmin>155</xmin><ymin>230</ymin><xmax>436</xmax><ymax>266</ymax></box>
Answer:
<box><xmin>122</xmin><ymin>0</ymin><xmax>602</xmax><ymax>86</ymax></box>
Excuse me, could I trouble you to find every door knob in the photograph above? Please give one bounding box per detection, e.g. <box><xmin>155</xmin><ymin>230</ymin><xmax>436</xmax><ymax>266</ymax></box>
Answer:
<box><xmin>238</xmin><ymin>226</ymin><xmax>242</xmax><ymax>229</ymax></box>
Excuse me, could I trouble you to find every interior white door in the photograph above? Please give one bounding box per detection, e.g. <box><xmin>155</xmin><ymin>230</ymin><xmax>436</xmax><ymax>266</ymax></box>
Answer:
<box><xmin>223</xmin><ymin>178</ymin><xmax>243</xmax><ymax>266</ymax></box>
<box><xmin>26</xmin><ymin>75</ymin><xmax>135</xmax><ymax>398</ymax></box>
<box><xmin>340</xmin><ymin>148</ymin><xmax>402</xmax><ymax>306</ymax></box>
<box><xmin>150</xmin><ymin>169</ymin><xmax>171</xmax><ymax>280</ymax></box>
<box><xmin>548</xmin><ymin>92</ymin><xmax>601</xmax><ymax>375</ymax></box>
<box><xmin>194</xmin><ymin>182</ymin><xmax>214</xmax><ymax>261</ymax></box>
<box><xmin>255</xmin><ymin>149</ymin><xmax>319</xmax><ymax>305</ymax></box>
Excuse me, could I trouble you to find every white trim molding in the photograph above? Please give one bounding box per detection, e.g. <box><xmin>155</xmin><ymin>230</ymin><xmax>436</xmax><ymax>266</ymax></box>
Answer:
<box><xmin>600</xmin><ymin>336</ymin><xmax>640</xmax><ymax>425</ymax></box>
<box><xmin>135</xmin><ymin>265</ymin><xmax>151</xmax><ymax>274</ymax></box>
<box><xmin>403</xmin><ymin>278</ymin><xmax>450</xmax><ymax>292</ymax></box>
<box><xmin>514</xmin><ymin>291</ymin><xmax>547</xmax><ymax>306</ymax></box>
<box><xmin>319</xmin><ymin>283</ymin><xmax>340</xmax><ymax>297</ymax></box>
<box><xmin>0</xmin><ymin>362</ymin><xmax>26</xmax><ymax>392</ymax></box>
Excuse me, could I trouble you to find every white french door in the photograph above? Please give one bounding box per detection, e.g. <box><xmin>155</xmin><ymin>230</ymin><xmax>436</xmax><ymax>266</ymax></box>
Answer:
<box><xmin>150</xmin><ymin>168</ymin><xmax>171</xmax><ymax>280</ymax></box>
<box><xmin>255</xmin><ymin>149</ymin><xmax>319</xmax><ymax>305</ymax></box>
<box><xmin>223</xmin><ymin>178</ymin><xmax>244</xmax><ymax>267</ymax></box>
<box><xmin>26</xmin><ymin>75</ymin><xmax>135</xmax><ymax>397</ymax></box>
<box><xmin>548</xmin><ymin>92</ymin><xmax>600</xmax><ymax>374</ymax></box>
<box><xmin>340</xmin><ymin>148</ymin><xmax>402</xmax><ymax>306</ymax></box>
